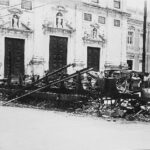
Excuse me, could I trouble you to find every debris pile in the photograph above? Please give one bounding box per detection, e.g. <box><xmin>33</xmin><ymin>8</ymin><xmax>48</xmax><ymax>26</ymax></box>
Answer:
<box><xmin>0</xmin><ymin>66</ymin><xmax>150</xmax><ymax>122</ymax></box>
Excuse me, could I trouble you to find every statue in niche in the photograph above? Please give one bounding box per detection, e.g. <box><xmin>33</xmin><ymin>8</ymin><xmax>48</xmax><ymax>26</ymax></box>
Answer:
<box><xmin>56</xmin><ymin>11</ymin><xmax>63</xmax><ymax>28</ymax></box>
<box><xmin>12</xmin><ymin>14</ymin><xmax>19</xmax><ymax>28</ymax></box>
<box><xmin>92</xmin><ymin>27</ymin><xmax>97</xmax><ymax>39</ymax></box>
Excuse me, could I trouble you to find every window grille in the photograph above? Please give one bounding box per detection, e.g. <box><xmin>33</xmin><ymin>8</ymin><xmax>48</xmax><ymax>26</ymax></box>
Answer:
<box><xmin>114</xmin><ymin>0</ymin><xmax>120</xmax><ymax>9</ymax></box>
<box><xmin>114</xmin><ymin>19</ymin><xmax>120</xmax><ymax>27</ymax></box>
<box><xmin>84</xmin><ymin>13</ymin><xmax>92</xmax><ymax>21</ymax></box>
<box><xmin>98</xmin><ymin>16</ymin><xmax>105</xmax><ymax>24</ymax></box>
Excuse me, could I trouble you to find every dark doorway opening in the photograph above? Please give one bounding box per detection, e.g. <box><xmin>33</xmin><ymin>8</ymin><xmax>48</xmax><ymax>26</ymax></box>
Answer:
<box><xmin>87</xmin><ymin>47</ymin><xmax>100</xmax><ymax>71</ymax></box>
<box><xmin>49</xmin><ymin>36</ymin><xmax>68</xmax><ymax>72</ymax></box>
<box><xmin>4</xmin><ymin>38</ymin><xmax>25</xmax><ymax>78</ymax></box>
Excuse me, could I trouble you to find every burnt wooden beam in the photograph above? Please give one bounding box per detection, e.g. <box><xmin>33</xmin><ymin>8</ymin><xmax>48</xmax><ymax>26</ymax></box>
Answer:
<box><xmin>8</xmin><ymin>63</ymin><xmax>74</xmax><ymax>99</ymax></box>
<box><xmin>2</xmin><ymin>67</ymin><xmax>93</xmax><ymax>105</ymax></box>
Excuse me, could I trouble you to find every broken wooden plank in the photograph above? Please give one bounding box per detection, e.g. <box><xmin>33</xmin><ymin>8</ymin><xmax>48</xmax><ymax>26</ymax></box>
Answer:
<box><xmin>2</xmin><ymin>68</ymin><xmax>93</xmax><ymax>106</ymax></box>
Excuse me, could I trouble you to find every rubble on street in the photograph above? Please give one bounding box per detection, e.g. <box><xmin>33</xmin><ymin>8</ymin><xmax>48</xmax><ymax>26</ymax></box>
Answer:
<box><xmin>0</xmin><ymin>65</ymin><xmax>150</xmax><ymax>122</ymax></box>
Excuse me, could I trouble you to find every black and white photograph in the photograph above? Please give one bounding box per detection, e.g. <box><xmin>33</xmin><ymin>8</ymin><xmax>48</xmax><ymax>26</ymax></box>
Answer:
<box><xmin>0</xmin><ymin>0</ymin><xmax>150</xmax><ymax>149</ymax></box>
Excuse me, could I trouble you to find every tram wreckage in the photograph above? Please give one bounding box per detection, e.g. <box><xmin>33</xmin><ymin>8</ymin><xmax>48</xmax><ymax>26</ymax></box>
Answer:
<box><xmin>0</xmin><ymin>64</ymin><xmax>150</xmax><ymax>121</ymax></box>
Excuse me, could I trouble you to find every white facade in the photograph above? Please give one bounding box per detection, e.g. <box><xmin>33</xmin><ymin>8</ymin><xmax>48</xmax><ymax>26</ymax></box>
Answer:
<box><xmin>0</xmin><ymin>0</ymin><xmax>129</xmax><ymax>79</ymax></box>
<box><xmin>127</xmin><ymin>8</ymin><xmax>150</xmax><ymax>72</ymax></box>
<box><xmin>0</xmin><ymin>0</ymin><xmax>34</xmax><ymax>78</ymax></box>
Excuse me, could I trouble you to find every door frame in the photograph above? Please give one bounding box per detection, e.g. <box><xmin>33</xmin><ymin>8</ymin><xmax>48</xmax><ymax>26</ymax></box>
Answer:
<box><xmin>49</xmin><ymin>35</ymin><xmax>68</xmax><ymax>72</ymax></box>
<box><xmin>4</xmin><ymin>37</ymin><xmax>25</xmax><ymax>78</ymax></box>
<box><xmin>87</xmin><ymin>46</ymin><xmax>100</xmax><ymax>71</ymax></box>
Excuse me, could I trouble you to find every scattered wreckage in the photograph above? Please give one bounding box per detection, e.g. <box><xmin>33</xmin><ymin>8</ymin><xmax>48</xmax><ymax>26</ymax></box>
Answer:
<box><xmin>0</xmin><ymin>65</ymin><xmax>150</xmax><ymax>122</ymax></box>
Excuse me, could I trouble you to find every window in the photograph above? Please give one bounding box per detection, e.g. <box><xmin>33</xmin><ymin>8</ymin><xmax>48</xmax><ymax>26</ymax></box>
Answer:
<box><xmin>114</xmin><ymin>19</ymin><xmax>120</xmax><ymax>27</ymax></box>
<box><xmin>92</xmin><ymin>0</ymin><xmax>99</xmax><ymax>3</ymax></box>
<box><xmin>84</xmin><ymin>13</ymin><xmax>92</xmax><ymax>21</ymax></box>
<box><xmin>127</xmin><ymin>31</ymin><xmax>134</xmax><ymax>45</ymax></box>
<box><xmin>21</xmin><ymin>0</ymin><xmax>32</xmax><ymax>10</ymax></box>
<box><xmin>114</xmin><ymin>0</ymin><xmax>120</xmax><ymax>9</ymax></box>
<box><xmin>98</xmin><ymin>16</ymin><xmax>105</xmax><ymax>24</ymax></box>
<box><xmin>0</xmin><ymin>0</ymin><xmax>9</xmax><ymax>6</ymax></box>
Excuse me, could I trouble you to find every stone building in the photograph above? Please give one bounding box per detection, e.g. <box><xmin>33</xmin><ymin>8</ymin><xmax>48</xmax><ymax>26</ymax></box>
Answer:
<box><xmin>127</xmin><ymin>8</ymin><xmax>150</xmax><ymax>72</ymax></box>
<box><xmin>33</xmin><ymin>0</ymin><xmax>129</xmax><ymax>75</ymax></box>
<box><xmin>0</xmin><ymin>0</ymin><xmax>34</xmax><ymax>79</ymax></box>
<box><xmin>0</xmin><ymin>0</ymin><xmax>129</xmax><ymax>79</ymax></box>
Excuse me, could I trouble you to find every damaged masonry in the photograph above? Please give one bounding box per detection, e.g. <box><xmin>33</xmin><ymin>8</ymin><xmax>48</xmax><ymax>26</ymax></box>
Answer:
<box><xmin>0</xmin><ymin>63</ymin><xmax>150</xmax><ymax>122</ymax></box>
<box><xmin>0</xmin><ymin>0</ymin><xmax>150</xmax><ymax>123</ymax></box>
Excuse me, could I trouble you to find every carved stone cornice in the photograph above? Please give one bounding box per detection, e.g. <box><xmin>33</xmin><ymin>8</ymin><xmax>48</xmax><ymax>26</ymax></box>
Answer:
<box><xmin>42</xmin><ymin>25</ymin><xmax>75</xmax><ymax>35</ymax></box>
<box><xmin>128</xmin><ymin>25</ymin><xmax>135</xmax><ymax>31</ymax></box>
<box><xmin>128</xmin><ymin>18</ymin><xmax>150</xmax><ymax>27</ymax></box>
<box><xmin>0</xmin><ymin>27</ymin><xmax>33</xmax><ymax>37</ymax></box>
<box><xmin>82</xmin><ymin>36</ymin><xmax>105</xmax><ymax>45</ymax></box>
<box><xmin>104</xmin><ymin>63</ymin><xmax>128</xmax><ymax>70</ymax></box>
<box><xmin>8</xmin><ymin>8</ymin><xmax>23</xmax><ymax>15</ymax></box>
<box><xmin>81</xmin><ymin>2</ymin><xmax>130</xmax><ymax>17</ymax></box>
<box><xmin>52</xmin><ymin>5</ymin><xmax>68</xmax><ymax>13</ymax></box>
<box><xmin>127</xmin><ymin>18</ymin><xmax>143</xmax><ymax>25</ymax></box>
<box><xmin>127</xmin><ymin>52</ymin><xmax>135</xmax><ymax>59</ymax></box>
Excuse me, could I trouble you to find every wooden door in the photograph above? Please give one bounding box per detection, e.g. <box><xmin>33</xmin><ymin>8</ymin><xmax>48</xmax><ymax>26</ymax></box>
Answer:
<box><xmin>87</xmin><ymin>47</ymin><xmax>100</xmax><ymax>71</ymax></box>
<box><xmin>5</xmin><ymin>38</ymin><xmax>25</xmax><ymax>78</ymax></box>
<box><xmin>49</xmin><ymin>36</ymin><xmax>68</xmax><ymax>72</ymax></box>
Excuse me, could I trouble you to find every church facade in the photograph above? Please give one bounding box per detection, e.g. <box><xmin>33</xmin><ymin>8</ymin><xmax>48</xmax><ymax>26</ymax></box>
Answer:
<box><xmin>0</xmin><ymin>0</ymin><xmax>34</xmax><ymax>79</ymax></box>
<box><xmin>0</xmin><ymin>0</ymin><xmax>148</xmax><ymax>79</ymax></box>
<box><xmin>31</xmin><ymin>0</ymin><xmax>129</xmax><ymax>76</ymax></box>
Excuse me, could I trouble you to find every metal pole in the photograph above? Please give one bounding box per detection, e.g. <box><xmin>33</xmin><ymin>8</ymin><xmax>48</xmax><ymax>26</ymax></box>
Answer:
<box><xmin>142</xmin><ymin>0</ymin><xmax>147</xmax><ymax>74</ymax></box>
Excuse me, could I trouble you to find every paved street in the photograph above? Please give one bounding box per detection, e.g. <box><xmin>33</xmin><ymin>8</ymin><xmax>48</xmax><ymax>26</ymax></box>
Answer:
<box><xmin>0</xmin><ymin>106</ymin><xmax>150</xmax><ymax>150</ymax></box>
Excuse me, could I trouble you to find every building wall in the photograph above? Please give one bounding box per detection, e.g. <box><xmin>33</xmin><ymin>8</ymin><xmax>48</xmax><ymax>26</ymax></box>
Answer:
<box><xmin>127</xmin><ymin>8</ymin><xmax>150</xmax><ymax>72</ymax></box>
<box><xmin>0</xmin><ymin>0</ymin><xmax>34</xmax><ymax>79</ymax></box>
<box><xmin>31</xmin><ymin>0</ymin><xmax>129</xmax><ymax>75</ymax></box>
<box><xmin>0</xmin><ymin>0</ymin><xmax>129</xmax><ymax>78</ymax></box>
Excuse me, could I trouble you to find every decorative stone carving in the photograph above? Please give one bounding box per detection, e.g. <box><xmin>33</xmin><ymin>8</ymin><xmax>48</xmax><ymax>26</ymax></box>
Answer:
<box><xmin>128</xmin><ymin>25</ymin><xmax>135</xmax><ymax>31</ymax></box>
<box><xmin>42</xmin><ymin>25</ymin><xmax>74</xmax><ymax>35</ymax></box>
<box><xmin>82</xmin><ymin>23</ymin><xmax>105</xmax><ymax>45</ymax></box>
<box><xmin>0</xmin><ymin>8</ymin><xmax>33</xmax><ymax>37</ymax></box>
<box><xmin>56</xmin><ymin>11</ymin><xmax>63</xmax><ymax>28</ymax></box>
<box><xmin>42</xmin><ymin>6</ymin><xmax>75</xmax><ymax>35</ymax></box>
<box><xmin>65</xmin><ymin>21</ymin><xmax>75</xmax><ymax>31</ymax></box>
<box><xmin>56</xmin><ymin>5</ymin><xmax>67</xmax><ymax>13</ymax></box>
<box><xmin>12</xmin><ymin>14</ymin><xmax>20</xmax><ymax>28</ymax></box>
<box><xmin>127</xmin><ymin>52</ymin><xmax>135</xmax><ymax>59</ymax></box>
<box><xmin>8</xmin><ymin>8</ymin><xmax>23</xmax><ymax>15</ymax></box>
<box><xmin>29</xmin><ymin>56</ymin><xmax>45</xmax><ymax>65</ymax></box>
<box><xmin>7</xmin><ymin>8</ymin><xmax>23</xmax><ymax>29</ymax></box>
